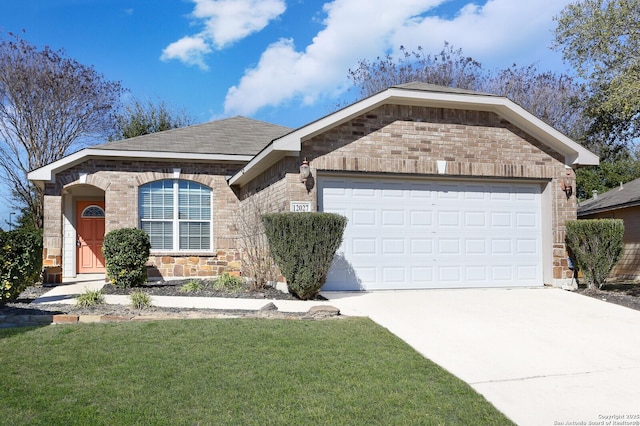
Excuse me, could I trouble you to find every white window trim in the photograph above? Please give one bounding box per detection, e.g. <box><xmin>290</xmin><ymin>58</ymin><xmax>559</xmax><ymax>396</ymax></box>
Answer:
<box><xmin>139</xmin><ymin>179</ymin><xmax>213</xmax><ymax>253</ymax></box>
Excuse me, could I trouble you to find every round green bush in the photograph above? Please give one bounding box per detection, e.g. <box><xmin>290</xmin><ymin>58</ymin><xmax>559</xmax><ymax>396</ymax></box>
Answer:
<box><xmin>102</xmin><ymin>228</ymin><xmax>151</xmax><ymax>288</ymax></box>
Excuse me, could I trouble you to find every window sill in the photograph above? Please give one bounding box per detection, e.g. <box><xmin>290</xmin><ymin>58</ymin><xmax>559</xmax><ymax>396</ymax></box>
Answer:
<box><xmin>149</xmin><ymin>251</ymin><xmax>216</xmax><ymax>257</ymax></box>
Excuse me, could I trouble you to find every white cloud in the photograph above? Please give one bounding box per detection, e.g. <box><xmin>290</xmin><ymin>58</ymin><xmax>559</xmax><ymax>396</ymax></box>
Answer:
<box><xmin>224</xmin><ymin>0</ymin><xmax>574</xmax><ymax>117</ymax></box>
<box><xmin>161</xmin><ymin>35</ymin><xmax>212</xmax><ymax>70</ymax></box>
<box><xmin>225</xmin><ymin>0</ymin><xmax>441</xmax><ymax>115</ymax></box>
<box><xmin>390</xmin><ymin>0</ymin><xmax>568</xmax><ymax>69</ymax></box>
<box><xmin>161</xmin><ymin>0</ymin><xmax>285</xmax><ymax>68</ymax></box>
<box><xmin>194</xmin><ymin>0</ymin><xmax>286</xmax><ymax>49</ymax></box>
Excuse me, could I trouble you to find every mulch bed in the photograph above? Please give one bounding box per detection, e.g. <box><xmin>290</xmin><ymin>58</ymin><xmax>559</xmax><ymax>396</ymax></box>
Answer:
<box><xmin>99</xmin><ymin>279</ymin><xmax>306</xmax><ymax>300</ymax></box>
<box><xmin>575</xmin><ymin>282</ymin><xmax>640</xmax><ymax>311</ymax></box>
<box><xmin>0</xmin><ymin>279</ymin><xmax>326</xmax><ymax>318</ymax></box>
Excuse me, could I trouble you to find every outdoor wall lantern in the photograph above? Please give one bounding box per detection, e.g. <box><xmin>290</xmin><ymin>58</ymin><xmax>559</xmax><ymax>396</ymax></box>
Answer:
<box><xmin>299</xmin><ymin>158</ymin><xmax>311</xmax><ymax>183</ymax></box>
<box><xmin>560</xmin><ymin>170</ymin><xmax>573</xmax><ymax>198</ymax></box>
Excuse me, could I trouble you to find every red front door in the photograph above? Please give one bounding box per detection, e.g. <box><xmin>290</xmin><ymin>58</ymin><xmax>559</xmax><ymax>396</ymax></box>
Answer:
<box><xmin>77</xmin><ymin>201</ymin><xmax>106</xmax><ymax>274</ymax></box>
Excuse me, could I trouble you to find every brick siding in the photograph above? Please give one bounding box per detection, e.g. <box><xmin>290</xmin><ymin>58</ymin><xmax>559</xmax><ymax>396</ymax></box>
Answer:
<box><xmin>241</xmin><ymin>104</ymin><xmax>577</xmax><ymax>282</ymax></box>
<box><xmin>42</xmin><ymin>160</ymin><xmax>244</xmax><ymax>282</ymax></box>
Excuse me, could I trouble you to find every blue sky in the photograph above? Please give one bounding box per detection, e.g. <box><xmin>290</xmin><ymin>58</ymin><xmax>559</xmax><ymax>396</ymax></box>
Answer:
<box><xmin>0</xmin><ymin>0</ymin><xmax>576</xmax><ymax>223</ymax></box>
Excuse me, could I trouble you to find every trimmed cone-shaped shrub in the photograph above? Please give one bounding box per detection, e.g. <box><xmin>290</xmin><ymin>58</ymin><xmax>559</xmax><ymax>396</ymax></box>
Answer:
<box><xmin>0</xmin><ymin>229</ymin><xmax>43</xmax><ymax>305</ymax></box>
<box><xmin>102</xmin><ymin>228</ymin><xmax>151</xmax><ymax>288</ymax></box>
<box><xmin>566</xmin><ymin>219</ymin><xmax>624</xmax><ymax>290</ymax></box>
<box><xmin>262</xmin><ymin>212</ymin><xmax>347</xmax><ymax>300</ymax></box>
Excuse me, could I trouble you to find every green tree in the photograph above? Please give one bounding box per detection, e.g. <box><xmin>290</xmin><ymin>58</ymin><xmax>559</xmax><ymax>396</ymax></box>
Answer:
<box><xmin>554</xmin><ymin>0</ymin><xmax>640</xmax><ymax>146</ymax></box>
<box><xmin>0</xmin><ymin>31</ymin><xmax>124</xmax><ymax>228</ymax></box>
<box><xmin>576</xmin><ymin>156</ymin><xmax>640</xmax><ymax>200</ymax></box>
<box><xmin>112</xmin><ymin>98</ymin><xmax>193</xmax><ymax>140</ymax></box>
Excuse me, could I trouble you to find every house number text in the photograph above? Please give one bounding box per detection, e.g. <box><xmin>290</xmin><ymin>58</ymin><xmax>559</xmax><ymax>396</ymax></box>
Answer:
<box><xmin>290</xmin><ymin>201</ymin><xmax>312</xmax><ymax>212</ymax></box>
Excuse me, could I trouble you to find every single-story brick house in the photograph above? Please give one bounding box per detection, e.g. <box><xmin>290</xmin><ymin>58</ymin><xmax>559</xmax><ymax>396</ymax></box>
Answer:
<box><xmin>29</xmin><ymin>82</ymin><xmax>598</xmax><ymax>290</ymax></box>
<box><xmin>578</xmin><ymin>178</ymin><xmax>640</xmax><ymax>280</ymax></box>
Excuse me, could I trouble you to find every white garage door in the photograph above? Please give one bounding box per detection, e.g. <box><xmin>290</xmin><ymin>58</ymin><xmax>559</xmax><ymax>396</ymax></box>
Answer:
<box><xmin>319</xmin><ymin>176</ymin><xmax>543</xmax><ymax>290</ymax></box>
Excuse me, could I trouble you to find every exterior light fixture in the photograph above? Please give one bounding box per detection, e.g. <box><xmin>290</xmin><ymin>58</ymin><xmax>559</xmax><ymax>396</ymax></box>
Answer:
<box><xmin>300</xmin><ymin>158</ymin><xmax>310</xmax><ymax>183</ymax></box>
<box><xmin>560</xmin><ymin>171</ymin><xmax>573</xmax><ymax>198</ymax></box>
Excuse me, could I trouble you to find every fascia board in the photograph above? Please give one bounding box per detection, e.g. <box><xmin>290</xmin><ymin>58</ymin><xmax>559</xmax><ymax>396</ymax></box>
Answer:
<box><xmin>228</xmin><ymin>148</ymin><xmax>299</xmax><ymax>186</ymax></box>
<box><xmin>229</xmin><ymin>88</ymin><xmax>599</xmax><ymax>186</ymax></box>
<box><xmin>27</xmin><ymin>149</ymin><xmax>254</xmax><ymax>183</ymax></box>
<box><xmin>229</xmin><ymin>92</ymin><xmax>394</xmax><ymax>186</ymax></box>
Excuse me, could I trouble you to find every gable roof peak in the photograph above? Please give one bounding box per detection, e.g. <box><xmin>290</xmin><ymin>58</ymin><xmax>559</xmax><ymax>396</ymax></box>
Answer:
<box><xmin>391</xmin><ymin>81</ymin><xmax>497</xmax><ymax>97</ymax></box>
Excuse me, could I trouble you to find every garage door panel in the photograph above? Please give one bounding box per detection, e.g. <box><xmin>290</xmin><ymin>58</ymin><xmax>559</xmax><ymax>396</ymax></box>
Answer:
<box><xmin>381</xmin><ymin>209</ymin><xmax>405</xmax><ymax>226</ymax></box>
<box><xmin>410</xmin><ymin>238</ymin><xmax>434</xmax><ymax>255</ymax></box>
<box><xmin>465</xmin><ymin>266</ymin><xmax>488</xmax><ymax>281</ymax></box>
<box><xmin>465</xmin><ymin>239</ymin><xmax>487</xmax><ymax>254</ymax></box>
<box><xmin>490</xmin><ymin>212</ymin><xmax>512</xmax><ymax>227</ymax></box>
<box><xmin>517</xmin><ymin>239</ymin><xmax>538</xmax><ymax>254</ymax></box>
<box><xmin>320</xmin><ymin>176</ymin><xmax>543</xmax><ymax>290</ymax></box>
<box><xmin>464</xmin><ymin>211</ymin><xmax>486</xmax><ymax>227</ymax></box>
<box><xmin>352</xmin><ymin>238</ymin><xmax>376</xmax><ymax>255</ymax></box>
<box><xmin>437</xmin><ymin>211</ymin><xmax>460</xmax><ymax>226</ymax></box>
<box><xmin>382</xmin><ymin>238</ymin><xmax>406</xmax><ymax>255</ymax></box>
<box><xmin>382</xmin><ymin>267</ymin><xmax>405</xmax><ymax>283</ymax></box>
<box><xmin>438</xmin><ymin>239</ymin><xmax>461</xmax><ymax>254</ymax></box>
<box><xmin>516</xmin><ymin>212</ymin><xmax>537</xmax><ymax>228</ymax></box>
<box><xmin>410</xmin><ymin>210</ymin><xmax>433</xmax><ymax>226</ymax></box>
<box><xmin>439</xmin><ymin>266</ymin><xmax>462</xmax><ymax>282</ymax></box>
<box><xmin>352</xmin><ymin>209</ymin><xmax>376</xmax><ymax>226</ymax></box>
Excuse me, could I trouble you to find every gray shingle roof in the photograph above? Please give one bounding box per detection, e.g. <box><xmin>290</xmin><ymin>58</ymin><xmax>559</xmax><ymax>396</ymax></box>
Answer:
<box><xmin>95</xmin><ymin>116</ymin><xmax>292</xmax><ymax>156</ymax></box>
<box><xmin>392</xmin><ymin>82</ymin><xmax>497</xmax><ymax>97</ymax></box>
<box><xmin>578</xmin><ymin>177</ymin><xmax>640</xmax><ymax>216</ymax></box>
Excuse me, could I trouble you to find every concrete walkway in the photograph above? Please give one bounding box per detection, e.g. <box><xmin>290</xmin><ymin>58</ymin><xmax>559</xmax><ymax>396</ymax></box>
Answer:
<box><xmin>32</xmin><ymin>275</ymin><xmax>363</xmax><ymax>315</ymax></box>
<box><xmin>30</xmin><ymin>278</ymin><xmax>640</xmax><ymax>425</ymax></box>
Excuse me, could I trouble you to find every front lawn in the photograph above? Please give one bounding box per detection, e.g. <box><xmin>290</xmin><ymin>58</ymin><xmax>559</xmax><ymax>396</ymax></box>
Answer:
<box><xmin>0</xmin><ymin>318</ymin><xmax>512</xmax><ymax>425</ymax></box>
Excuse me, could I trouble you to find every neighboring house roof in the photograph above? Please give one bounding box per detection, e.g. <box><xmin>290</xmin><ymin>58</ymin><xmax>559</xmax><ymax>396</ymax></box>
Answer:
<box><xmin>228</xmin><ymin>83</ymin><xmax>599</xmax><ymax>186</ymax></box>
<box><xmin>28</xmin><ymin>116</ymin><xmax>292</xmax><ymax>185</ymax></box>
<box><xmin>578</xmin><ymin>177</ymin><xmax>640</xmax><ymax>216</ymax></box>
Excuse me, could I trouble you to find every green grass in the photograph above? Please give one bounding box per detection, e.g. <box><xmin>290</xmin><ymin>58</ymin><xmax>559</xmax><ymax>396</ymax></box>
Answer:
<box><xmin>0</xmin><ymin>318</ymin><xmax>512</xmax><ymax>425</ymax></box>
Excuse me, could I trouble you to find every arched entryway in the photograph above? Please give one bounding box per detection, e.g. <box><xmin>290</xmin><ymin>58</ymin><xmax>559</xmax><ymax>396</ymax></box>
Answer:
<box><xmin>61</xmin><ymin>183</ymin><xmax>106</xmax><ymax>278</ymax></box>
<box><xmin>76</xmin><ymin>201</ymin><xmax>105</xmax><ymax>273</ymax></box>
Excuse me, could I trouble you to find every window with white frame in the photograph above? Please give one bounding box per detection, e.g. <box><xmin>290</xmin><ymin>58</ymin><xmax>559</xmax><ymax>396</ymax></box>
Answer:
<box><xmin>139</xmin><ymin>180</ymin><xmax>212</xmax><ymax>251</ymax></box>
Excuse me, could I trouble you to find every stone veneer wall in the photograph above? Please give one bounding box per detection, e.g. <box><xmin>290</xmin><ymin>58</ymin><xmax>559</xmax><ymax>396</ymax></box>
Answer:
<box><xmin>42</xmin><ymin>160</ymin><xmax>245</xmax><ymax>283</ymax></box>
<box><xmin>241</xmin><ymin>104</ymin><xmax>577</xmax><ymax>283</ymax></box>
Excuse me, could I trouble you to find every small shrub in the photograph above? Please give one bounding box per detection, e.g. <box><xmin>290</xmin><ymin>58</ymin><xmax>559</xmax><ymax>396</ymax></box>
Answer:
<box><xmin>0</xmin><ymin>229</ymin><xmax>43</xmax><ymax>305</ymax></box>
<box><xmin>213</xmin><ymin>273</ymin><xmax>243</xmax><ymax>291</ymax></box>
<box><xmin>180</xmin><ymin>279</ymin><xmax>205</xmax><ymax>293</ymax></box>
<box><xmin>566</xmin><ymin>219</ymin><xmax>624</xmax><ymax>289</ymax></box>
<box><xmin>75</xmin><ymin>288</ymin><xmax>105</xmax><ymax>307</ymax></box>
<box><xmin>102</xmin><ymin>228</ymin><xmax>151</xmax><ymax>288</ymax></box>
<box><xmin>234</xmin><ymin>199</ymin><xmax>279</xmax><ymax>291</ymax></box>
<box><xmin>130</xmin><ymin>289</ymin><xmax>152</xmax><ymax>309</ymax></box>
<box><xmin>262</xmin><ymin>212</ymin><xmax>347</xmax><ymax>300</ymax></box>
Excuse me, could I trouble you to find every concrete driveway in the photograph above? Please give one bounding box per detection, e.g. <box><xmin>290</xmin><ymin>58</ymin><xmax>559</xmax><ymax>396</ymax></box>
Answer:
<box><xmin>326</xmin><ymin>287</ymin><xmax>640</xmax><ymax>426</ymax></box>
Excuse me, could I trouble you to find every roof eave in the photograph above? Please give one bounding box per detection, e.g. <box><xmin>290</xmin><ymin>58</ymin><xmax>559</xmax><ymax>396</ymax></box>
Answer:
<box><xmin>228</xmin><ymin>87</ymin><xmax>599</xmax><ymax>186</ymax></box>
<box><xmin>28</xmin><ymin>149</ymin><xmax>254</xmax><ymax>184</ymax></box>
<box><xmin>578</xmin><ymin>200</ymin><xmax>640</xmax><ymax>217</ymax></box>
